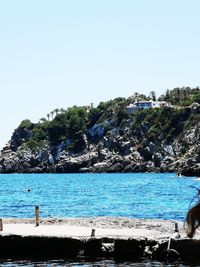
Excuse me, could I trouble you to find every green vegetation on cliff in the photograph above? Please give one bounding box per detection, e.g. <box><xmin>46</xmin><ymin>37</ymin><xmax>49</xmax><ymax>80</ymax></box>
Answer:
<box><xmin>14</xmin><ymin>87</ymin><xmax>200</xmax><ymax>154</ymax></box>
<box><xmin>1</xmin><ymin>86</ymin><xmax>199</xmax><ymax>175</ymax></box>
<box><xmin>159</xmin><ymin>86</ymin><xmax>200</xmax><ymax>106</ymax></box>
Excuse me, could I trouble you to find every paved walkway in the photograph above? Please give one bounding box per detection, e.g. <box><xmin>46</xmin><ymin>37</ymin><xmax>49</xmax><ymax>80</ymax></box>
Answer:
<box><xmin>0</xmin><ymin>223</ymin><xmax>184</xmax><ymax>240</ymax></box>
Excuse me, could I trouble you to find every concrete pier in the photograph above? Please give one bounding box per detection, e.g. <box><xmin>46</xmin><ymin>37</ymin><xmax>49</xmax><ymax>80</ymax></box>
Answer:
<box><xmin>0</xmin><ymin>218</ymin><xmax>199</xmax><ymax>263</ymax></box>
<box><xmin>0</xmin><ymin>233</ymin><xmax>200</xmax><ymax>262</ymax></box>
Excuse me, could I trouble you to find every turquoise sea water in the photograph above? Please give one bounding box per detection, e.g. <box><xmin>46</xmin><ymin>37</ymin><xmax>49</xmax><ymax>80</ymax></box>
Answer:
<box><xmin>0</xmin><ymin>172</ymin><xmax>199</xmax><ymax>220</ymax></box>
<box><xmin>0</xmin><ymin>172</ymin><xmax>200</xmax><ymax>266</ymax></box>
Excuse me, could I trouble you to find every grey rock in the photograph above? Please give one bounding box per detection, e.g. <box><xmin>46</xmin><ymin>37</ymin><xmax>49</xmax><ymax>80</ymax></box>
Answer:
<box><xmin>152</xmin><ymin>153</ymin><xmax>163</xmax><ymax>168</ymax></box>
<box><xmin>108</xmin><ymin>163</ymin><xmax>123</xmax><ymax>172</ymax></box>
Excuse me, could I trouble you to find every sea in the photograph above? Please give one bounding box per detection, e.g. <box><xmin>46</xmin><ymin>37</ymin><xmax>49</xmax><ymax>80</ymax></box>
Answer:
<box><xmin>0</xmin><ymin>172</ymin><xmax>200</xmax><ymax>267</ymax></box>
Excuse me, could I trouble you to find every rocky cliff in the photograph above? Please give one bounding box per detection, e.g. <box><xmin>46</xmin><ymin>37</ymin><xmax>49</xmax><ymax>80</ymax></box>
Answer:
<box><xmin>0</xmin><ymin>94</ymin><xmax>200</xmax><ymax>176</ymax></box>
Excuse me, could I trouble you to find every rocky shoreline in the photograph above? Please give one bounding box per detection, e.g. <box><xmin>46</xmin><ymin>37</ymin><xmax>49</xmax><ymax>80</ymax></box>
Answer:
<box><xmin>0</xmin><ymin>138</ymin><xmax>200</xmax><ymax>176</ymax></box>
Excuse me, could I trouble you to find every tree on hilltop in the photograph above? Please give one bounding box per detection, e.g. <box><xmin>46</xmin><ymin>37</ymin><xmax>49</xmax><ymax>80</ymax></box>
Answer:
<box><xmin>47</xmin><ymin>113</ymin><xmax>50</xmax><ymax>121</ymax></box>
<box><xmin>149</xmin><ymin>91</ymin><xmax>156</xmax><ymax>101</ymax></box>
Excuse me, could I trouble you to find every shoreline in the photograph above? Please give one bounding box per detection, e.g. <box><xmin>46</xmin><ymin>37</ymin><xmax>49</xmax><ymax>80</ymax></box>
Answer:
<box><xmin>1</xmin><ymin>217</ymin><xmax>200</xmax><ymax>262</ymax></box>
<box><xmin>1</xmin><ymin>217</ymin><xmax>188</xmax><ymax>240</ymax></box>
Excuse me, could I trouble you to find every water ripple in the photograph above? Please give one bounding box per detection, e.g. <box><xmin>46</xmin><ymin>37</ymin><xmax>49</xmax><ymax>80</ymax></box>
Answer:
<box><xmin>0</xmin><ymin>173</ymin><xmax>198</xmax><ymax>221</ymax></box>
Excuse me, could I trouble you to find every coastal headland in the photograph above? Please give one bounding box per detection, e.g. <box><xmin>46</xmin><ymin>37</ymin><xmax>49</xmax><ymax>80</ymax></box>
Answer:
<box><xmin>1</xmin><ymin>217</ymin><xmax>200</xmax><ymax>262</ymax></box>
<box><xmin>0</xmin><ymin>88</ymin><xmax>200</xmax><ymax>176</ymax></box>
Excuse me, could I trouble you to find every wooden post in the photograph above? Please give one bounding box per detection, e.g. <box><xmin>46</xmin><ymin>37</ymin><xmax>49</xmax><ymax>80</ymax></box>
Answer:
<box><xmin>0</xmin><ymin>219</ymin><xmax>3</xmax><ymax>231</ymax></box>
<box><xmin>91</xmin><ymin>228</ymin><xmax>95</xmax><ymax>237</ymax></box>
<box><xmin>35</xmin><ymin>206</ymin><xmax>39</xmax><ymax>227</ymax></box>
<box><xmin>174</xmin><ymin>222</ymin><xmax>178</xmax><ymax>232</ymax></box>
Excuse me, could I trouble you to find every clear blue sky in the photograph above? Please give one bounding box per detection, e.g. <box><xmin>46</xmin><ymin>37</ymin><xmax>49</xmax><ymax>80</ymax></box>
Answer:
<box><xmin>0</xmin><ymin>0</ymin><xmax>199</xmax><ymax>149</ymax></box>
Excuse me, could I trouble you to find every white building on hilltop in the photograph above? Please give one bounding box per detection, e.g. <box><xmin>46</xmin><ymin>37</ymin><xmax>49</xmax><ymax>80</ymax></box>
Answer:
<box><xmin>126</xmin><ymin>100</ymin><xmax>169</xmax><ymax>113</ymax></box>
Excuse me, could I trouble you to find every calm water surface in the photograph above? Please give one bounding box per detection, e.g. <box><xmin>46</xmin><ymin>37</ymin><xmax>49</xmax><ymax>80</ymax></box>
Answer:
<box><xmin>0</xmin><ymin>173</ymin><xmax>199</xmax><ymax>220</ymax></box>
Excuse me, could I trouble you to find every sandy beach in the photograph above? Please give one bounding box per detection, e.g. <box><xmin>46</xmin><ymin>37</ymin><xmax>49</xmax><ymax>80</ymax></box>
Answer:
<box><xmin>0</xmin><ymin>217</ymin><xmax>192</xmax><ymax>240</ymax></box>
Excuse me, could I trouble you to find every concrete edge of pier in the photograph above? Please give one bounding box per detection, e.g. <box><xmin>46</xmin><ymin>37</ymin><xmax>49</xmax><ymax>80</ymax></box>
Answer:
<box><xmin>0</xmin><ymin>232</ymin><xmax>199</xmax><ymax>263</ymax></box>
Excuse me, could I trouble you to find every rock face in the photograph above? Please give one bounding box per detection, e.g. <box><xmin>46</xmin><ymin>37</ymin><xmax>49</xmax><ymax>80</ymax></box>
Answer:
<box><xmin>0</xmin><ymin>106</ymin><xmax>200</xmax><ymax>175</ymax></box>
